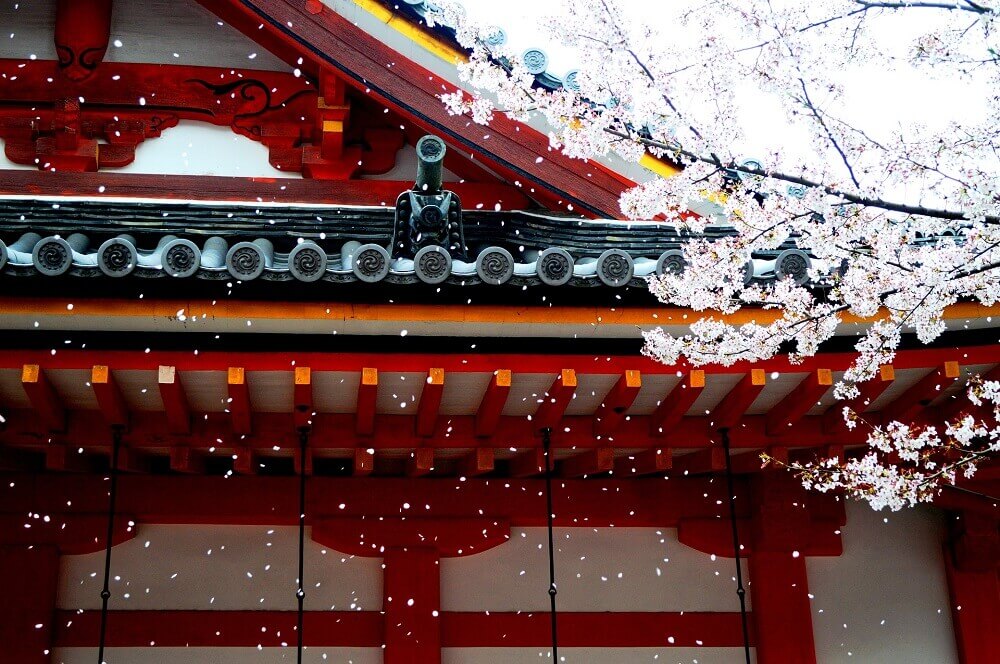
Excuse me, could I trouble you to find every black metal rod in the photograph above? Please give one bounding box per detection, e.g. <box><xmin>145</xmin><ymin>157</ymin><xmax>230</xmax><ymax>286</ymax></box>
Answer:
<box><xmin>721</xmin><ymin>428</ymin><xmax>752</xmax><ymax>664</ymax></box>
<box><xmin>541</xmin><ymin>427</ymin><xmax>559</xmax><ymax>661</ymax></box>
<box><xmin>296</xmin><ymin>428</ymin><xmax>308</xmax><ymax>663</ymax></box>
<box><xmin>97</xmin><ymin>426</ymin><xmax>123</xmax><ymax>664</ymax></box>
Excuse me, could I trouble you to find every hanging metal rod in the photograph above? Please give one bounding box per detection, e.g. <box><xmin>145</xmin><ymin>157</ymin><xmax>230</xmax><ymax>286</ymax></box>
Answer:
<box><xmin>541</xmin><ymin>427</ymin><xmax>559</xmax><ymax>661</ymax></box>
<box><xmin>721</xmin><ymin>427</ymin><xmax>752</xmax><ymax>664</ymax></box>
<box><xmin>296</xmin><ymin>427</ymin><xmax>309</xmax><ymax>664</ymax></box>
<box><xmin>97</xmin><ymin>425</ymin><xmax>123</xmax><ymax>664</ymax></box>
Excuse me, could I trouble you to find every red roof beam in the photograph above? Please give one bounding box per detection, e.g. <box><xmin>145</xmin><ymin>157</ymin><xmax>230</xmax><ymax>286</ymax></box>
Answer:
<box><xmin>293</xmin><ymin>366</ymin><xmax>313</xmax><ymax>431</ymax></box>
<box><xmin>728</xmin><ymin>446</ymin><xmax>788</xmax><ymax>474</ymax></box>
<box><xmin>91</xmin><ymin>365</ymin><xmax>128</xmax><ymax>428</ymax></box>
<box><xmin>20</xmin><ymin>364</ymin><xmax>66</xmax><ymax>433</ymax></box>
<box><xmin>227</xmin><ymin>367</ymin><xmax>252</xmax><ymax>436</ymax></box>
<box><xmin>560</xmin><ymin>447</ymin><xmax>615</xmax><ymax>478</ymax></box>
<box><xmin>650</xmin><ymin>370</ymin><xmax>705</xmax><ymax>436</ymax></box>
<box><xmin>356</xmin><ymin>368</ymin><xmax>378</xmax><ymax>436</ymax></box>
<box><xmin>710</xmin><ymin>369</ymin><xmax>767</xmax><ymax>430</ymax></box>
<box><xmin>157</xmin><ymin>365</ymin><xmax>191</xmax><ymax>435</ymax></box>
<box><xmin>475</xmin><ymin>370</ymin><xmax>511</xmax><ymax>438</ymax></box>
<box><xmin>169</xmin><ymin>446</ymin><xmax>206</xmax><ymax>474</ymax></box>
<box><xmin>594</xmin><ymin>371</ymin><xmax>642</xmax><ymax>435</ymax></box>
<box><xmin>614</xmin><ymin>448</ymin><xmax>672</xmax><ymax>477</ymax></box>
<box><xmin>416</xmin><ymin>368</ymin><xmax>445</xmax><ymax>437</ymax></box>
<box><xmin>766</xmin><ymin>369</ymin><xmax>833</xmax><ymax>435</ymax></box>
<box><xmin>534</xmin><ymin>369</ymin><xmax>578</xmax><ymax>431</ymax></box>
<box><xmin>880</xmin><ymin>362</ymin><xmax>961</xmax><ymax>425</ymax></box>
<box><xmin>822</xmin><ymin>364</ymin><xmax>895</xmax><ymax>433</ymax></box>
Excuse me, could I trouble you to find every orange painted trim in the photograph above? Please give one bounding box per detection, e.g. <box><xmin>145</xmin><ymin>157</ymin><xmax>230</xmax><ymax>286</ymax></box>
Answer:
<box><xmin>2</xmin><ymin>297</ymin><xmax>999</xmax><ymax>327</ymax></box>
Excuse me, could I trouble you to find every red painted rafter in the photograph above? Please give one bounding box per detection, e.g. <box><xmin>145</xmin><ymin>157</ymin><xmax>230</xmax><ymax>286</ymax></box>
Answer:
<box><xmin>881</xmin><ymin>361</ymin><xmax>961</xmax><ymax>424</ymax></box>
<box><xmin>20</xmin><ymin>364</ymin><xmax>66</xmax><ymax>432</ymax></box>
<box><xmin>822</xmin><ymin>364</ymin><xmax>895</xmax><ymax>432</ymax></box>
<box><xmin>91</xmin><ymin>365</ymin><xmax>128</xmax><ymax>428</ymax></box>
<box><xmin>227</xmin><ymin>367</ymin><xmax>252</xmax><ymax>436</ymax></box>
<box><xmin>416</xmin><ymin>368</ymin><xmax>445</xmax><ymax>437</ymax></box>
<box><xmin>475</xmin><ymin>369</ymin><xmax>511</xmax><ymax>437</ymax></box>
<box><xmin>157</xmin><ymin>365</ymin><xmax>191</xmax><ymax>435</ymax></box>
<box><xmin>594</xmin><ymin>370</ymin><xmax>642</xmax><ymax>435</ymax></box>
<box><xmin>766</xmin><ymin>369</ymin><xmax>832</xmax><ymax>434</ymax></box>
<box><xmin>534</xmin><ymin>369</ymin><xmax>577</xmax><ymax>430</ymax></box>
<box><xmin>356</xmin><ymin>367</ymin><xmax>378</xmax><ymax>436</ymax></box>
<box><xmin>650</xmin><ymin>370</ymin><xmax>705</xmax><ymax>436</ymax></box>
<box><xmin>710</xmin><ymin>369</ymin><xmax>767</xmax><ymax>430</ymax></box>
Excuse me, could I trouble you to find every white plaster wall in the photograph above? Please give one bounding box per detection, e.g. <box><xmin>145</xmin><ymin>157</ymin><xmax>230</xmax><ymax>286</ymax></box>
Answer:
<box><xmin>59</xmin><ymin>525</ymin><xmax>383</xmax><ymax>611</ymax></box>
<box><xmin>808</xmin><ymin>502</ymin><xmax>958</xmax><ymax>664</ymax></box>
<box><xmin>441</xmin><ymin>527</ymin><xmax>750</xmax><ymax>612</ymax></box>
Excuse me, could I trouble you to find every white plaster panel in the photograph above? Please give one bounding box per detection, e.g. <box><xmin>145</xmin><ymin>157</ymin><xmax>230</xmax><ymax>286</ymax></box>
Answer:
<box><xmin>0</xmin><ymin>367</ymin><xmax>30</xmax><ymax>408</ymax></box>
<box><xmin>117</xmin><ymin>122</ymin><xmax>300</xmax><ymax>178</ymax></box>
<box><xmin>58</xmin><ymin>525</ymin><xmax>382</xmax><ymax>611</ymax></box>
<box><xmin>564</xmin><ymin>373</ymin><xmax>620</xmax><ymax>416</ymax></box>
<box><xmin>807</xmin><ymin>503</ymin><xmax>958</xmax><ymax>663</ymax></box>
<box><xmin>441</xmin><ymin>527</ymin><xmax>749</xmax><ymax>612</ymax></box>
<box><xmin>52</xmin><ymin>647</ymin><xmax>380</xmax><ymax>664</ymax></box>
<box><xmin>442</xmin><ymin>647</ymin><xmax>756</xmax><ymax>663</ymax></box>
<box><xmin>312</xmin><ymin>370</ymin><xmax>362</xmax><ymax>413</ymax></box>
<box><xmin>375</xmin><ymin>371</ymin><xmax>426</xmax><ymax>415</ymax></box>
<box><xmin>247</xmin><ymin>370</ymin><xmax>294</xmax><ymax>413</ymax></box>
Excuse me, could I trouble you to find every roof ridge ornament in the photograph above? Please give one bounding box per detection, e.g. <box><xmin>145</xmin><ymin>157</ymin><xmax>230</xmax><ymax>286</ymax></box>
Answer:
<box><xmin>391</xmin><ymin>135</ymin><xmax>468</xmax><ymax>261</ymax></box>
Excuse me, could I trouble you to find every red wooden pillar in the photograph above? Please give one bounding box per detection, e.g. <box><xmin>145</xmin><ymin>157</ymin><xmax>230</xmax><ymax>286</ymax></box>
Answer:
<box><xmin>383</xmin><ymin>547</ymin><xmax>442</xmax><ymax>664</ymax></box>
<box><xmin>945</xmin><ymin>511</ymin><xmax>1000</xmax><ymax>663</ymax></box>
<box><xmin>0</xmin><ymin>544</ymin><xmax>59</xmax><ymax>663</ymax></box>
<box><xmin>749</xmin><ymin>476</ymin><xmax>818</xmax><ymax>664</ymax></box>
<box><xmin>748</xmin><ymin>552</ymin><xmax>815</xmax><ymax>663</ymax></box>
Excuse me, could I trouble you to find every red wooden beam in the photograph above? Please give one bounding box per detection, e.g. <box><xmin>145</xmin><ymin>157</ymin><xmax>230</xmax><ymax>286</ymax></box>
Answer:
<box><xmin>91</xmin><ymin>365</ymin><xmax>128</xmax><ymax>428</ymax></box>
<box><xmin>293</xmin><ymin>366</ymin><xmax>313</xmax><ymax>431</ymax></box>
<box><xmin>881</xmin><ymin>361</ymin><xmax>961</xmax><ymax>424</ymax></box>
<box><xmin>766</xmin><ymin>369</ymin><xmax>832</xmax><ymax>434</ymax></box>
<box><xmin>416</xmin><ymin>368</ymin><xmax>445</xmax><ymax>437</ymax></box>
<box><xmin>356</xmin><ymin>367</ymin><xmax>378</xmax><ymax>436</ymax></box>
<box><xmin>232</xmin><ymin>446</ymin><xmax>255</xmax><ymax>475</ymax></box>
<box><xmin>560</xmin><ymin>447</ymin><xmax>615</xmax><ymax>478</ymax></box>
<box><xmin>508</xmin><ymin>449</ymin><xmax>547</xmax><ymax>478</ymax></box>
<box><xmin>227</xmin><ymin>367</ymin><xmax>252</xmax><ymax>436</ymax></box>
<box><xmin>474</xmin><ymin>369</ymin><xmax>511</xmax><ymax>437</ymax></box>
<box><xmin>822</xmin><ymin>364</ymin><xmax>895</xmax><ymax>432</ymax></box>
<box><xmin>671</xmin><ymin>448</ymin><xmax>726</xmax><ymax>476</ymax></box>
<box><xmin>650</xmin><ymin>370</ymin><xmax>705</xmax><ymax>436</ymax></box>
<box><xmin>710</xmin><ymin>369</ymin><xmax>766</xmax><ymax>430</ymax></box>
<box><xmin>614</xmin><ymin>448</ymin><xmax>672</xmax><ymax>477</ymax></box>
<box><xmin>534</xmin><ymin>369</ymin><xmax>577</xmax><ymax>430</ymax></box>
<box><xmin>457</xmin><ymin>448</ymin><xmax>494</xmax><ymax>478</ymax></box>
<box><xmin>594</xmin><ymin>370</ymin><xmax>642</xmax><ymax>435</ymax></box>
<box><xmin>50</xmin><ymin>609</ymin><xmax>751</xmax><ymax>649</ymax></box>
<box><xmin>407</xmin><ymin>447</ymin><xmax>435</xmax><ymax>477</ymax></box>
<box><xmin>20</xmin><ymin>364</ymin><xmax>65</xmax><ymax>432</ymax></box>
<box><xmin>44</xmin><ymin>445</ymin><xmax>92</xmax><ymax>473</ymax></box>
<box><xmin>157</xmin><ymin>365</ymin><xmax>190</xmax><ymax>435</ymax></box>
<box><xmin>353</xmin><ymin>447</ymin><xmax>374</xmax><ymax>476</ymax></box>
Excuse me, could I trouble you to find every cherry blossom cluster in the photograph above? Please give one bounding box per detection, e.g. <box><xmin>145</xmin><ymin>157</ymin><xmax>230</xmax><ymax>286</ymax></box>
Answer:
<box><xmin>431</xmin><ymin>0</ymin><xmax>1000</xmax><ymax>508</ymax></box>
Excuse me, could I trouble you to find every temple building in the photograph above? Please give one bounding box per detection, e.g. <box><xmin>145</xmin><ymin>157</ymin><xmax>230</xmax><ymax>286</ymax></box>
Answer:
<box><xmin>0</xmin><ymin>1</ymin><xmax>997</xmax><ymax>663</ymax></box>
